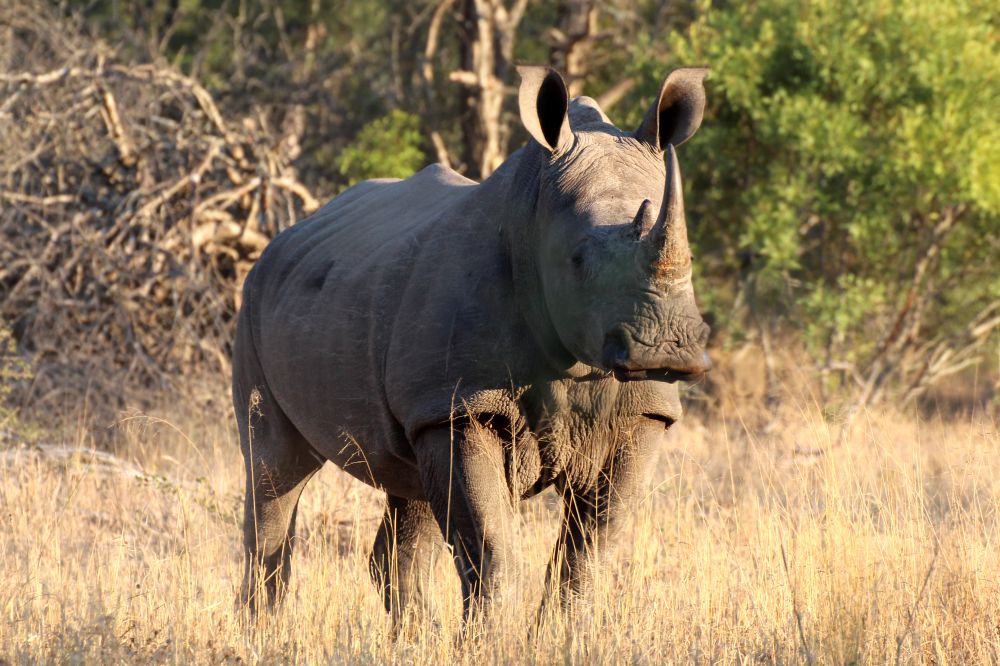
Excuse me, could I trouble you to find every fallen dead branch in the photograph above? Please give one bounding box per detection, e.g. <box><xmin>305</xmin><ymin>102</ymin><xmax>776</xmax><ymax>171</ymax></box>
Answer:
<box><xmin>0</xmin><ymin>5</ymin><xmax>320</xmax><ymax>423</ymax></box>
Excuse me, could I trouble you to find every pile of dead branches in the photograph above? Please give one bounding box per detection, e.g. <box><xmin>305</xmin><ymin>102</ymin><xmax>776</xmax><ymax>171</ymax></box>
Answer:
<box><xmin>0</xmin><ymin>5</ymin><xmax>319</xmax><ymax>418</ymax></box>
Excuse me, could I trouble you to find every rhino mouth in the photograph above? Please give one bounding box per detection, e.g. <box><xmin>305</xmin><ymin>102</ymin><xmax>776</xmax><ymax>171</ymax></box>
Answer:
<box><xmin>600</xmin><ymin>331</ymin><xmax>712</xmax><ymax>383</ymax></box>
<box><xmin>611</xmin><ymin>367</ymin><xmax>703</xmax><ymax>383</ymax></box>
<box><xmin>571</xmin><ymin>364</ymin><xmax>707</xmax><ymax>384</ymax></box>
<box><xmin>642</xmin><ymin>412</ymin><xmax>677</xmax><ymax>429</ymax></box>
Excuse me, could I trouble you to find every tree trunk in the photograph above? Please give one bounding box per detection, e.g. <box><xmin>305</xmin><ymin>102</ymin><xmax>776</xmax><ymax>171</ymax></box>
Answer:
<box><xmin>549</xmin><ymin>0</ymin><xmax>598</xmax><ymax>98</ymax></box>
<box><xmin>453</xmin><ymin>0</ymin><xmax>528</xmax><ymax>179</ymax></box>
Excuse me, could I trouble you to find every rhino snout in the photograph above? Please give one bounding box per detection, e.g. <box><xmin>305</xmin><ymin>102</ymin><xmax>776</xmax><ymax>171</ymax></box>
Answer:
<box><xmin>601</xmin><ymin>322</ymin><xmax>711</xmax><ymax>382</ymax></box>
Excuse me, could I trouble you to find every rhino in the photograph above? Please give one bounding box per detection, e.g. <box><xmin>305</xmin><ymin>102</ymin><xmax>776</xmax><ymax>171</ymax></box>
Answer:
<box><xmin>232</xmin><ymin>66</ymin><xmax>712</xmax><ymax>622</ymax></box>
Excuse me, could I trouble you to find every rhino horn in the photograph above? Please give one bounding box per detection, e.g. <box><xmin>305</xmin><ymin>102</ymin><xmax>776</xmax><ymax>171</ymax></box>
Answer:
<box><xmin>630</xmin><ymin>199</ymin><xmax>656</xmax><ymax>239</ymax></box>
<box><xmin>644</xmin><ymin>144</ymin><xmax>691</xmax><ymax>282</ymax></box>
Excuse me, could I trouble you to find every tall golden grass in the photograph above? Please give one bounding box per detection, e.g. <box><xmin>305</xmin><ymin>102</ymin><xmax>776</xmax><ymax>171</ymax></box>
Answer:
<box><xmin>1</xmin><ymin>388</ymin><xmax>997</xmax><ymax>663</ymax></box>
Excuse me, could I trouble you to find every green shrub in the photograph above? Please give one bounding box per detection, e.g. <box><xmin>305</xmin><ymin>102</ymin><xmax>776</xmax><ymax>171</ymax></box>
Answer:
<box><xmin>337</xmin><ymin>110</ymin><xmax>428</xmax><ymax>187</ymax></box>
<box><xmin>618</xmin><ymin>0</ymin><xmax>1000</xmax><ymax>399</ymax></box>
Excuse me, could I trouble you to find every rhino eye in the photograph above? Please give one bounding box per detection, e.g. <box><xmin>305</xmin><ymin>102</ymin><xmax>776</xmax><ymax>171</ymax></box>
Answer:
<box><xmin>570</xmin><ymin>236</ymin><xmax>600</xmax><ymax>277</ymax></box>
<box><xmin>570</xmin><ymin>237</ymin><xmax>600</xmax><ymax>277</ymax></box>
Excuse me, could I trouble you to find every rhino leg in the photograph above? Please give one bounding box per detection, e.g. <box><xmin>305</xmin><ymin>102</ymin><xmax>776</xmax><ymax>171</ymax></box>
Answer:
<box><xmin>234</xmin><ymin>358</ymin><xmax>323</xmax><ymax>612</ymax></box>
<box><xmin>413</xmin><ymin>420</ymin><xmax>518</xmax><ymax>621</ymax></box>
<box><xmin>369</xmin><ymin>494</ymin><xmax>439</xmax><ymax>626</ymax></box>
<box><xmin>542</xmin><ymin>418</ymin><xmax>661</xmax><ymax>613</ymax></box>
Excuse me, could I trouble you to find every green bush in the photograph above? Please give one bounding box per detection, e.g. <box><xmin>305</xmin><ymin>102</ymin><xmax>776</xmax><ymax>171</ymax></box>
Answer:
<box><xmin>622</xmin><ymin>0</ymin><xmax>1000</xmax><ymax>399</ymax></box>
<box><xmin>336</xmin><ymin>110</ymin><xmax>428</xmax><ymax>187</ymax></box>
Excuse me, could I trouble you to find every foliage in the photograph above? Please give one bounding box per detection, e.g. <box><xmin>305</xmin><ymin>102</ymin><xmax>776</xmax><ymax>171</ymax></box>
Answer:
<box><xmin>659</xmin><ymin>0</ymin><xmax>1000</xmax><ymax>400</ymax></box>
<box><xmin>76</xmin><ymin>0</ymin><xmax>403</xmax><ymax>193</ymax></box>
<box><xmin>6</xmin><ymin>0</ymin><xmax>995</xmax><ymax>410</ymax></box>
<box><xmin>336</xmin><ymin>110</ymin><xmax>428</xmax><ymax>186</ymax></box>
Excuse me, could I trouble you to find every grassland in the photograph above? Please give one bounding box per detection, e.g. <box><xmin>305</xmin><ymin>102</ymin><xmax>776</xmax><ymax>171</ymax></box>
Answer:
<box><xmin>1</xmin><ymin>389</ymin><xmax>998</xmax><ymax>664</ymax></box>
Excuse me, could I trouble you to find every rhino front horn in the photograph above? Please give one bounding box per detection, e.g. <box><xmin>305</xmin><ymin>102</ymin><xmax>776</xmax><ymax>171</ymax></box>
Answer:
<box><xmin>644</xmin><ymin>144</ymin><xmax>691</xmax><ymax>282</ymax></box>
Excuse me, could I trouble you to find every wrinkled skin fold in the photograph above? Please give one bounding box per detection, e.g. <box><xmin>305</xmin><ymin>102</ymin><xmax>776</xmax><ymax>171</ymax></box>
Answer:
<box><xmin>233</xmin><ymin>66</ymin><xmax>712</xmax><ymax>625</ymax></box>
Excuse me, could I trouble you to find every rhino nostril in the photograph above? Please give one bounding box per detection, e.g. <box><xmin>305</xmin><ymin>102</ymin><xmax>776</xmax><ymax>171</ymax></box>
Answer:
<box><xmin>677</xmin><ymin>351</ymin><xmax>712</xmax><ymax>376</ymax></box>
<box><xmin>602</xmin><ymin>329</ymin><xmax>631</xmax><ymax>370</ymax></box>
<box><xmin>697</xmin><ymin>321</ymin><xmax>711</xmax><ymax>345</ymax></box>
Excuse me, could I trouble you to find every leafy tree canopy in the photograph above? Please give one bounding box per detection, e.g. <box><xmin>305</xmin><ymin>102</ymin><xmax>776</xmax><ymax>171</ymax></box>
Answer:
<box><xmin>652</xmin><ymin>0</ymin><xmax>999</xmax><ymax>400</ymax></box>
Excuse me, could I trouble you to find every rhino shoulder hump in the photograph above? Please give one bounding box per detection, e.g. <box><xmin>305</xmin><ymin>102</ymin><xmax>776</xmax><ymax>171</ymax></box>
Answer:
<box><xmin>413</xmin><ymin>162</ymin><xmax>477</xmax><ymax>188</ymax></box>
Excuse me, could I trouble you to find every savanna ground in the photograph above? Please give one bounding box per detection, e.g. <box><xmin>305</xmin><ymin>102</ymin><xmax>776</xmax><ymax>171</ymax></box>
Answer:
<box><xmin>2</xmin><ymin>371</ymin><xmax>998</xmax><ymax>664</ymax></box>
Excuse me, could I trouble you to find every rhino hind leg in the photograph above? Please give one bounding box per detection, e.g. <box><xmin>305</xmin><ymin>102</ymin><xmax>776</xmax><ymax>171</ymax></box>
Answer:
<box><xmin>369</xmin><ymin>494</ymin><xmax>440</xmax><ymax>628</ymax></box>
<box><xmin>235</xmin><ymin>372</ymin><xmax>323</xmax><ymax>613</ymax></box>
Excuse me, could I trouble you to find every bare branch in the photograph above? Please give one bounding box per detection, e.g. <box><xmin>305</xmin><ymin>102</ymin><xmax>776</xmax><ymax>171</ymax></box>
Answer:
<box><xmin>596</xmin><ymin>77</ymin><xmax>636</xmax><ymax>111</ymax></box>
<box><xmin>0</xmin><ymin>9</ymin><xmax>320</xmax><ymax>424</ymax></box>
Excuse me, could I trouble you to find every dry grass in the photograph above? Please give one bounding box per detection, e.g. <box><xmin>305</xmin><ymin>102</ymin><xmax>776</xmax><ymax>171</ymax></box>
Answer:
<box><xmin>1</xmin><ymin>391</ymin><xmax>999</xmax><ymax>664</ymax></box>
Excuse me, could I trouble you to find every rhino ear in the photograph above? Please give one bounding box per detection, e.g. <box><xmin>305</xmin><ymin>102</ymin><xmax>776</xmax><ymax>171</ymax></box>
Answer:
<box><xmin>517</xmin><ymin>66</ymin><xmax>573</xmax><ymax>154</ymax></box>
<box><xmin>635</xmin><ymin>67</ymin><xmax>708</xmax><ymax>150</ymax></box>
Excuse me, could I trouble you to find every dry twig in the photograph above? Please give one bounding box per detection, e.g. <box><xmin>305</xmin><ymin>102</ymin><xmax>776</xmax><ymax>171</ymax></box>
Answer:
<box><xmin>0</xmin><ymin>6</ymin><xmax>319</xmax><ymax>422</ymax></box>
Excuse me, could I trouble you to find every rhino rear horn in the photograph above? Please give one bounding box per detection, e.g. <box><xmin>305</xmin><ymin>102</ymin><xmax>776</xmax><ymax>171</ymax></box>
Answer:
<box><xmin>631</xmin><ymin>199</ymin><xmax>656</xmax><ymax>239</ymax></box>
<box><xmin>635</xmin><ymin>67</ymin><xmax>708</xmax><ymax>150</ymax></box>
<box><xmin>517</xmin><ymin>66</ymin><xmax>573</xmax><ymax>154</ymax></box>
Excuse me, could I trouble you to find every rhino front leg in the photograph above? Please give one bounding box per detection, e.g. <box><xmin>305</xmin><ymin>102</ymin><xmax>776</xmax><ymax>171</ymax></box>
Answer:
<box><xmin>369</xmin><ymin>494</ymin><xmax>440</xmax><ymax>627</ymax></box>
<box><xmin>544</xmin><ymin>419</ymin><xmax>660</xmax><ymax>612</ymax></box>
<box><xmin>413</xmin><ymin>419</ymin><xmax>518</xmax><ymax>620</ymax></box>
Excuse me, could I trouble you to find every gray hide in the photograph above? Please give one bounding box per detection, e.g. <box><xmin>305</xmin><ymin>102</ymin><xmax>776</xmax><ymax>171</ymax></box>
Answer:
<box><xmin>233</xmin><ymin>66</ymin><xmax>711</xmax><ymax>623</ymax></box>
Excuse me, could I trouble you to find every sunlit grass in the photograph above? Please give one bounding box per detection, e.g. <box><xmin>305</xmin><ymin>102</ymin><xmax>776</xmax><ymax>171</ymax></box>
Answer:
<box><xmin>1</xmin><ymin>393</ymin><xmax>997</xmax><ymax>663</ymax></box>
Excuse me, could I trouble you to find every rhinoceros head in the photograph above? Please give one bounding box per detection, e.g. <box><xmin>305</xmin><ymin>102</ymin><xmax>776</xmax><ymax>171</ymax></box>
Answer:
<box><xmin>517</xmin><ymin>66</ymin><xmax>712</xmax><ymax>382</ymax></box>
